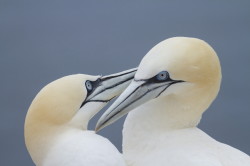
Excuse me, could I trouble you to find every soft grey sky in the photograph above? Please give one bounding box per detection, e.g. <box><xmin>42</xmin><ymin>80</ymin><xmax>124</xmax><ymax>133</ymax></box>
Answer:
<box><xmin>0</xmin><ymin>1</ymin><xmax>249</xmax><ymax>165</ymax></box>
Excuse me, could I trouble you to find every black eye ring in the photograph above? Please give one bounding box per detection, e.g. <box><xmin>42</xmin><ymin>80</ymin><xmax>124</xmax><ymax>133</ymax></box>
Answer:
<box><xmin>85</xmin><ymin>80</ymin><xmax>93</xmax><ymax>92</ymax></box>
<box><xmin>155</xmin><ymin>71</ymin><xmax>169</xmax><ymax>81</ymax></box>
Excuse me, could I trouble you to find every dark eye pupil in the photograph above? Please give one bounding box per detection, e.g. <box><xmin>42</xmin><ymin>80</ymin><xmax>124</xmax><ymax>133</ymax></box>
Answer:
<box><xmin>156</xmin><ymin>71</ymin><xmax>169</xmax><ymax>81</ymax></box>
<box><xmin>85</xmin><ymin>80</ymin><xmax>93</xmax><ymax>91</ymax></box>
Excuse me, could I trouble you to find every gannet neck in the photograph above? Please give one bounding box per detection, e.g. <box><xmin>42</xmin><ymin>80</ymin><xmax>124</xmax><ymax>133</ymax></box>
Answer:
<box><xmin>68</xmin><ymin>102</ymin><xmax>106</xmax><ymax>130</ymax></box>
<box><xmin>123</xmin><ymin>82</ymin><xmax>217</xmax><ymax>134</ymax></box>
<box><xmin>25</xmin><ymin>69</ymin><xmax>136</xmax><ymax>165</ymax></box>
<box><xmin>24</xmin><ymin>92</ymin><xmax>79</xmax><ymax>165</ymax></box>
<box><xmin>25</xmin><ymin>75</ymin><xmax>89</xmax><ymax>164</ymax></box>
<box><xmin>25</xmin><ymin>109</ymin><xmax>67</xmax><ymax>166</ymax></box>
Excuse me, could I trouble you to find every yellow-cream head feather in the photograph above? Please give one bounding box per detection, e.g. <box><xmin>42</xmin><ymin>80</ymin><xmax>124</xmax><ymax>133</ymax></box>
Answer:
<box><xmin>25</xmin><ymin>69</ymin><xmax>136</xmax><ymax>165</ymax></box>
<box><xmin>96</xmin><ymin>37</ymin><xmax>222</xmax><ymax>131</ymax></box>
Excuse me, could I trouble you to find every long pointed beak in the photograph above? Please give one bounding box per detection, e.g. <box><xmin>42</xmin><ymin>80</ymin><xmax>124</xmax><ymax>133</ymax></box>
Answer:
<box><xmin>82</xmin><ymin>68</ymin><xmax>137</xmax><ymax>106</ymax></box>
<box><xmin>95</xmin><ymin>78</ymin><xmax>181</xmax><ymax>132</ymax></box>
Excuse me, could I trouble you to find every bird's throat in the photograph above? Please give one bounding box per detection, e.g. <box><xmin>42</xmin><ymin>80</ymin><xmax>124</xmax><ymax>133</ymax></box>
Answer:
<box><xmin>123</xmin><ymin>95</ymin><xmax>202</xmax><ymax>133</ymax></box>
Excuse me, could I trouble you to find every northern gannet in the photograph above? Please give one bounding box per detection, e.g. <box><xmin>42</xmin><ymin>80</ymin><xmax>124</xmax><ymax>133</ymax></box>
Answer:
<box><xmin>25</xmin><ymin>68</ymin><xmax>136</xmax><ymax>166</ymax></box>
<box><xmin>96</xmin><ymin>37</ymin><xmax>250</xmax><ymax>166</ymax></box>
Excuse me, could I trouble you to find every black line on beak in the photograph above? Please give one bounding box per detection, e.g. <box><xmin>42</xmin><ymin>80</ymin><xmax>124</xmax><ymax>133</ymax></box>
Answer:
<box><xmin>101</xmin><ymin>82</ymin><xmax>168</xmax><ymax>126</ymax></box>
<box><xmin>81</xmin><ymin>96</ymin><xmax>117</xmax><ymax>108</ymax></box>
<box><xmin>101</xmin><ymin>69</ymin><xmax>137</xmax><ymax>81</ymax></box>
<box><xmin>80</xmin><ymin>69</ymin><xmax>137</xmax><ymax>108</ymax></box>
<box><xmin>156</xmin><ymin>80</ymin><xmax>185</xmax><ymax>98</ymax></box>
<box><xmin>100</xmin><ymin>79</ymin><xmax>185</xmax><ymax>126</ymax></box>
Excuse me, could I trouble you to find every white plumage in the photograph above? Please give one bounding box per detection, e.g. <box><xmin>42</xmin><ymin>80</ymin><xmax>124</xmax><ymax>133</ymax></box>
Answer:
<box><xmin>43</xmin><ymin>130</ymin><xmax>125</xmax><ymax>166</ymax></box>
<box><xmin>96</xmin><ymin>37</ymin><xmax>250</xmax><ymax>166</ymax></box>
<box><xmin>25</xmin><ymin>69</ymin><xmax>136</xmax><ymax>166</ymax></box>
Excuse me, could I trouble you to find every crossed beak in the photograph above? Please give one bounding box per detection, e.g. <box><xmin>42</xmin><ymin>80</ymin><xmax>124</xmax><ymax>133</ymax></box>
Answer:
<box><xmin>95</xmin><ymin>77</ymin><xmax>183</xmax><ymax>131</ymax></box>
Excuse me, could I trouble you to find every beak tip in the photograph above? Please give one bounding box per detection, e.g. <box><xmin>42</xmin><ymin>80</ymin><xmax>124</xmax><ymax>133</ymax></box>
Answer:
<box><xmin>95</xmin><ymin>125</ymin><xmax>102</xmax><ymax>133</ymax></box>
<box><xmin>95</xmin><ymin>126</ymin><xmax>99</xmax><ymax>132</ymax></box>
<box><xmin>95</xmin><ymin>121</ymin><xmax>104</xmax><ymax>133</ymax></box>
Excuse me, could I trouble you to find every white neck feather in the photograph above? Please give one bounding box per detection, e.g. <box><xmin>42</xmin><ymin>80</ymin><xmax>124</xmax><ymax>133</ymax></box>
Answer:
<box><xmin>25</xmin><ymin>102</ymin><xmax>104</xmax><ymax>165</ymax></box>
<box><xmin>123</xmin><ymin>94</ymin><xmax>202</xmax><ymax>135</ymax></box>
<box><xmin>122</xmin><ymin>84</ymin><xmax>218</xmax><ymax>154</ymax></box>
<box><xmin>25</xmin><ymin>115</ymin><xmax>66</xmax><ymax>166</ymax></box>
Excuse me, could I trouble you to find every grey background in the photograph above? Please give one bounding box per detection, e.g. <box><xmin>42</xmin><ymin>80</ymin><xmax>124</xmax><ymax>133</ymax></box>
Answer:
<box><xmin>1</xmin><ymin>0</ymin><xmax>250</xmax><ymax>165</ymax></box>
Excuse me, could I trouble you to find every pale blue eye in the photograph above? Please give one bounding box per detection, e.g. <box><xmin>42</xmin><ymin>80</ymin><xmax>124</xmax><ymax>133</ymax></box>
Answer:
<box><xmin>156</xmin><ymin>71</ymin><xmax>169</xmax><ymax>81</ymax></box>
<box><xmin>85</xmin><ymin>80</ymin><xmax>93</xmax><ymax>91</ymax></box>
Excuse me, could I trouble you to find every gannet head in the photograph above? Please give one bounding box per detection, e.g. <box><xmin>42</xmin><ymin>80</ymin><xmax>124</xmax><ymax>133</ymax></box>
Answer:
<box><xmin>24</xmin><ymin>68</ymin><xmax>136</xmax><ymax>164</ymax></box>
<box><xmin>96</xmin><ymin>37</ymin><xmax>222</xmax><ymax>131</ymax></box>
